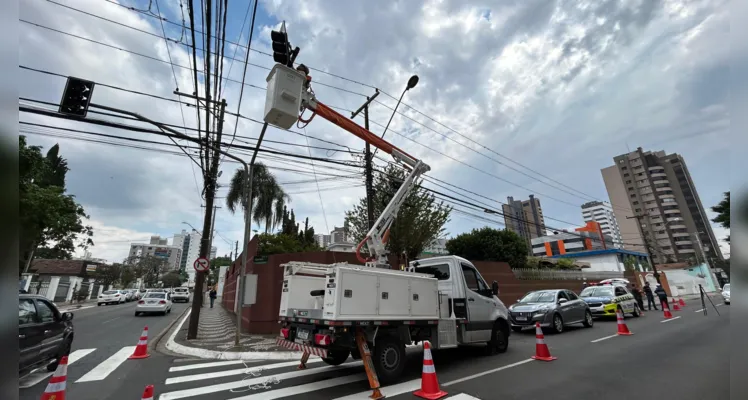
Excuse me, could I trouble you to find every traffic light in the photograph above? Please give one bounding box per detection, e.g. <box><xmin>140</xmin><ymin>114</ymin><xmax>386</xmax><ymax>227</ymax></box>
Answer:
<box><xmin>270</xmin><ymin>22</ymin><xmax>300</xmax><ymax>68</ymax></box>
<box><xmin>59</xmin><ymin>77</ymin><xmax>95</xmax><ymax>117</ymax></box>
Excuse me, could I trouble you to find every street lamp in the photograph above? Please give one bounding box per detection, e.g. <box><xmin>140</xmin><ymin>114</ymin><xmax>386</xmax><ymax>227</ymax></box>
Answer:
<box><xmin>182</xmin><ymin>221</ymin><xmax>201</xmax><ymax>234</ymax></box>
<box><xmin>372</xmin><ymin>75</ymin><xmax>419</xmax><ymax>160</ymax></box>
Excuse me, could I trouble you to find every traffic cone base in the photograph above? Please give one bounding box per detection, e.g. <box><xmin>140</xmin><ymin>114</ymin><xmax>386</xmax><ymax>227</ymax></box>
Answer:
<box><xmin>672</xmin><ymin>299</ymin><xmax>681</xmax><ymax>311</ymax></box>
<box><xmin>413</xmin><ymin>341</ymin><xmax>448</xmax><ymax>400</ymax></box>
<box><xmin>41</xmin><ymin>355</ymin><xmax>68</xmax><ymax>400</ymax></box>
<box><xmin>679</xmin><ymin>298</ymin><xmax>686</xmax><ymax>307</ymax></box>
<box><xmin>141</xmin><ymin>384</ymin><xmax>154</xmax><ymax>400</ymax></box>
<box><xmin>531</xmin><ymin>323</ymin><xmax>557</xmax><ymax>362</ymax></box>
<box><xmin>129</xmin><ymin>326</ymin><xmax>151</xmax><ymax>359</ymax></box>
<box><xmin>662</xmin><ymin>302</ymin><xmax>673</xmax><ymax>319</ymax></box>
<box><xmin>616</xmin><ymin>309</ymin><xmax>633</xmax><ymax>336</ymax></box>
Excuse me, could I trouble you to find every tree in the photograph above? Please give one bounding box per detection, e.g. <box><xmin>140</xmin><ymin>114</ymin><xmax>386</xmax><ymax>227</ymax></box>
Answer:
<box><xmin>19</xmin><ymin>136</ymin><xmax>94</xmax><ymax>274</ymax></box>
<box><xmin>119</xmin><ymin>266</ymin><xmax>136</xmax><ymax>289</ymax></box>
<box><xmin>525</xmin><ymin>256</ymin><xmax>542</xmax><ymax>269</ymax></box>
<box><xmin>208</xmin><ymin>256</ymin><xmax>232</xmax><ymax>286</ymax></box>
<box><xmin>90</xmin><ymin>264</ymin><xmax>122</xmax><ymax>288</ymax></box>
<box><xmin>623</xmin><ymin>256</ymin><xmax>638</xmax><ymax>272</ymax></box>
<box><xmin>555</xmin><ymin>258</ymin><xmax>576</xmax><ymax>270</ymax></box>
<box><xmin>161</xmin><ymin>271</ymin><xmax>183</xmax><ymax>288</ymax></box>
<box><xmin>711</xmin><ymin>192</ymin><xmax>730</xmax><ymax>243</ymax></box>
<box><xmin>446</xmin><ymin>227</ymin><xmax>528</xmax><ymax>268</ymax></box>
<box><xmin>35</xmin><ymin>243</ymin><xmax>75</xmax><ymax>260</ymax></box>
<box><xmin>256</xmin><ymin>232</ymin><xmax>320</xmax><ymax>256</ymax></box>
<box><xmin>225</xmin><ymin>163</ymin><xmax>289</xmax><ymax>233</ymax></box>
<box><xmin>345</xmin><ymin>164</ymin><xmax>451</xmax><ymax>261</ymax></box>
<box><xmin>124</xmin><ymin>255</ymin><xmax>170</xmax><ymax>287</ymax></box>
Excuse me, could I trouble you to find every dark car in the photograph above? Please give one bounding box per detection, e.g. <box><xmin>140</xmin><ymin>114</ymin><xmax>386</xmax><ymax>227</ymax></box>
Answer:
<box><xmin>508</xmin><ymin>289</ymin><xmax>593</xmax><ymax>333</ymax></box>
<box><xmin>19</xmin><ymin>294</ymin><xmax>74</xmax><ymax>376</ymax></box>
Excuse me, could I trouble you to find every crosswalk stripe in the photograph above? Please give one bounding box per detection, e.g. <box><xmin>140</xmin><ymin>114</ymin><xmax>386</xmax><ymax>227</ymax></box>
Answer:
<box><xmin>333</xmin><ymin>377</ymin><xmax>421</xmax><ymax>400</ymax></box>
<box><xmin>447</xmin><ymin>394</ymin><xmax>483</xmax><ymax>399</ymax></box>
<box><xmin>169</xmin><ymin>360</ymin><xmax>260</xmax><ymax>372</ymax></box>
<box><xmin>165</xmin><ymin>359</ymin><xmax>324</xmax><ymax>385</ymax></box>
<box><xmin>75</xmin><ymin>346</ymin><xmax>135</xmax><ymax>383</ymax></box>
<box><xmin>19</xmin><ymin>348</ymin><xmax>96</xmax><ymax>388</ymax></box>
<box><xmin>159</xmin><ymin>361</ymin><xmax>363</xmax><ymax>400</ymax></box>
<box><xmin>227</xmin><ymin>374</ymin><xmax>364</xmax><ymax>400</ymax></box>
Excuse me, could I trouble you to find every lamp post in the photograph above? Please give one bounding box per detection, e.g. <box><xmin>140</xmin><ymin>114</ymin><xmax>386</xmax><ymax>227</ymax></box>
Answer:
<box><xmin>372</xmin><ymin>75</ymin><xmax>419</xmax><ymax>159</ymax></box>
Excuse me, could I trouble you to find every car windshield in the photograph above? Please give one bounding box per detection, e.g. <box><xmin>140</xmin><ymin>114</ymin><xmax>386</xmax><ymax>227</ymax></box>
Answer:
<box><xmin>520</xmin><ymin>291</ymin><xmax>556</xmax><ymax>303</ymax></box>
<box><xmin>145</xmin><ymin>293</ymin><xmax>166</xmax><ymax>299</ymax></box>
<box><xmin>723</xmin><ymin>284</ymin><xmax>730</xmax><ymax>291</ymax></box>
<box><xmin>175</xmin><ymin>289</ymin><xmax>188</xmax><ymax>292</ymax></box>
<box><xmin>102</xmin><ymin>290</ymin><xmax>118</xmax><ymax>295</ymax></box>
<box><xmin>580</xmin><ymin>287</ymin><xmax>615</xmax><ymax>298</ymax></box>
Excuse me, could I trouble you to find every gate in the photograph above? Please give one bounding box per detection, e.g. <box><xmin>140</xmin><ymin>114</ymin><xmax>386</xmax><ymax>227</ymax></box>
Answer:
<box><xmin>28</xmin><ymin>281</ymin><xmax>51</xmax><ymax>297</ymax></box>
<box><xmin>78</xmin><ymin>281</ymin><xmax>92</xmax><ymax>300</ymax></box>
<box><xmin>54</xmin><ymin>277</ymin><xmax>71</xmax><ymax>303</ymax></box>
<box><xmin>91</xmin><ymin>283</ymin><xmax>102</xmax><ymax>298</ymax></box>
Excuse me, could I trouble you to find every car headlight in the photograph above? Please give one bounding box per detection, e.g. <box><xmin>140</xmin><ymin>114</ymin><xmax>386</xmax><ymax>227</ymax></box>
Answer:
<box><xmin>602</xmin><ymin>299</ymin><xmax>612</xmax><ymax>304</ymax></box>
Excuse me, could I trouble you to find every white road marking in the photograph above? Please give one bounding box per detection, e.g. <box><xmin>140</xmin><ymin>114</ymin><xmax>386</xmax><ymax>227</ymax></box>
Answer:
<box><xmin>19</xmin><ymin>348</ymin><xmax>96</xmax><ymax>388</ymax></box>
<box><xmin>591</xmin><ymin>334</ymin><xmax>619</xmax><ymax>343</ymax></box>
<box><xmin>159</xmin><ymin>362</ymin><xmax>363</xmax><ymax>400</ymax></box>
<box><xmin>75</xmin><ymin>346</ymin><xmax>135</xmax><ymax>383</ymax></box>
<box><xmin>695</xmin><ymin>308</ymin><xmax>705</xmax><ymax>313</ymax></box>
<box><xmin>228</xmin><ymin>374</ymin><xmax>364</xmax><ymax>399</ymax></box>
<box><xmin>716</xmin><ymin>303</ymin><xmax>723</xmax><ymax>307</ymax></box>
<box><xmin>165</xmin><ymin>359</ymin><xmax>323</xmax><ymax>384</ymax></box>
<box><xmin>102</xmin><ymin>317</ymin><xmax>121</xmax><ymax>324</ymax></box>
<box><xmin>169</xmin><ymin>360</ymin><xmax>258</xmax><ymax>372</ymax></box>
<box><xmin>446</xmin><ymin>394</ymin><xmax>484</xmax><ymax>400</ymax></box>
<box><xmin>442</xmin><ymin>358</ymin><xmax>533</xmax><ymax>386</ymax></box>
<box><xmin>661</xmin><ymin>316</ymin><xmax>682</xmax><ymax>323</ymax></box>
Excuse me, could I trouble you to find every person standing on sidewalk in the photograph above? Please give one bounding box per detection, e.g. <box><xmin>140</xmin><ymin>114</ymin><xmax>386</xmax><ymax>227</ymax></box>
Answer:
<box><xmin>655</xmin><ymin>284</ymin><xmax>669</xmax><ymax>309</ymax></box>
<box><xmin>631</xmin><ymin>284</ymin><xmax>644</xmax><ymax>310</ymax></box>
<box><xmin>209</xmin><ymin>287</ymin><xmax>217</xmax><ymax>308</ymax></box>
<box><xmin>643</xmin><ymin>282</ymin><xmax>658</xmax><ymax>310</ymax></box>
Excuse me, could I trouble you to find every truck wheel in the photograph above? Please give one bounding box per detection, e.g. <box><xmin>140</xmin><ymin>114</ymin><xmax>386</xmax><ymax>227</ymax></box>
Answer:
<box><xmin>373</xmin><ymin>336</ymin><xmax>406</xmax><ymax>385</ymax></box>
<box><xmin>351</xmin><ymin>347</ymin><xmax>362</xmax><ymax>360</ymax></box>
<box><xmin>322</xmin><ymin>349</ymin><xmax>350</xmax><ymax>366</ymax></box>
<box><xmin>486</xmin><ymin>320</ymin><xmax>509</xmax><ymax>356</ymax></box>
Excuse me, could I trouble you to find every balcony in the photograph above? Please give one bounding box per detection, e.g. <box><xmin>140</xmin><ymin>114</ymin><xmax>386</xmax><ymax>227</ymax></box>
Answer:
<box><xmin>672</xmin><ymin>232</ymin><xmax>690</xmax><ymax>238</ymax></box>
<box><xmin>669</xmin><ymin>224</ymin><xmax>687</xmax><ymax>229</ymax></box>
<box><xmin>655</xmin><ymin>233</ymin><xmax>670</xmax><ymax>240</ymax></box>
<box><xmin>664</xmin><ymin>209</ymin><xmax>681</xmax><ymax>215</ymax></box>
<box><xmin>655</xmin><ymin>187</ymin><xmax>672</xmax><ymax>192</ymax></box>
<box><xmin>661</xmin><ymin>249</ymin><xmax>676</xmax><ymax>255</ymax></box>
<box><xmin>675</xmin><ymin>240</ymin><xmax>693</xmax><ymax>246</ymax></box>
<box><xmin>651</xmin><ymin>172</ymin><xmax>667</xmax><ymax>178</ymax></box>
<box><xmin>659</xmin><ymin>194</ymin><xmax>675</xmax><ymax>199</ymax></box>
<box><xmin>678</xmin><ymin>248</ymin><xmax>696</xmax><ymax>254</ymax></box>
<box><xmin>648</xmin><ymin>166</ymin><xmax>665</xmax><ymax>171</ymax></box>
<box><xmin>653</xmin><ymin>179</ymin><xmax>669</xmax><ymax>185</ymax></box>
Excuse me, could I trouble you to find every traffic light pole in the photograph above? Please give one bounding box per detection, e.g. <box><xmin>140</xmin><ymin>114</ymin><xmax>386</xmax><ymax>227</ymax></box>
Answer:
<box><xmin>351</xmin><ymin>91</ymin><xmax>380</xmax><ymax>230</ymax></box>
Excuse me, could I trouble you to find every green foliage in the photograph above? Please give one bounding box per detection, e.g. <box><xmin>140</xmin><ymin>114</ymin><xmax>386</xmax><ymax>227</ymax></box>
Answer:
<box><xmin>19</xmin><ymin>136</ymin><xmax>93</xmax><ymax>274</ymax></box>
<box><xmin>72</xmin><ymin>283</ymin><xmax>89</xmax><ymax>303</ymax></box>
<box><xmin>524</xmin><ymin>256</ymin><xmax>542</xmax><ymax>269</ymax></box>
<box><xmin>555</xmin><ymin>258</ymin><xmax>576</xmax><ymax>270</ymax></box>
<box><xmin>711</xmin><ymin>192</ymin><xmax>730</xmax><ymax>242</ymax></box>
<box><xmin>35</xmin><ymin>245</ymin><xmax>74</xmax><ymax>260</ymax></box>
<box><xmin>257</xmin><ymin>232</ymin><xmax>320</xmax><ymax>256</ymax></box>
<box><xmin>119</xmin><ymin>266</ymin><xmax>136</xmax><ymax>289</ymax></box>
<box><xmin>623</xmin><ymin>256</ymin><xmax>638</xmax><ymax>272</ymax></box>
<box><xmin>225</xmin><ymin>163</ymin><xmax>289</xmax><ymax>233</ymax></box>
<box><xmin>345</xmin><ymin>164</ymin><xmax>451</xmax><ymax>260</ymax></box>
<box><xmin>161</xmin><ymin>271</ymin><xmax>183</xmax><ymax>288</ymax></box>
<box><xmin>123</xmin><ymin>255</ymin><xmax>170</xmax><ymax>287</ymax></box>
<box><xmin>208</xmin><ymin>256</ymin><xmax>231</xmax><ymax>286</ymax></box>
<box><xmin>90</xmin><ymin>264</ymin><xmax>122</xmax><ymax>287</ymax></box>
<box><xmin>446</xmin><ymin>227</ymin><xmax>528</xmax><ymax>268</ymax></box>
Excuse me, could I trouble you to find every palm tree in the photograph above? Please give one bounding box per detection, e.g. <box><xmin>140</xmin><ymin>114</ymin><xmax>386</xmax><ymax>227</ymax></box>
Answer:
<box><xmin>225</xmin><ymin>163</ymin><xmax>289</xmax><ymax>233</ymax></box>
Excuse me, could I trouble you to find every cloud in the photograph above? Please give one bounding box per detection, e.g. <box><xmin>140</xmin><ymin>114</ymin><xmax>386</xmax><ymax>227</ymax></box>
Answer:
<box><xmin>19</xmin><ymin>0</ymin><xmax>734</xmax><ymax>263</ymax></box>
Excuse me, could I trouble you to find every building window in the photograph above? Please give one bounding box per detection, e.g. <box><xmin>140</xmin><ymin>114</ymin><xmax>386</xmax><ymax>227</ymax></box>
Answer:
<box><xmin>635</xmin><ymin>208</ymin><xmax>641</xmax><ymax>213</ymax></box>
<box><xmin>630</xmin><ymin>194</ymin><xmax>637</xmax><ymax>198</ymax></box>
<box><xmin>632</xmin><ymin>201</ymin><xmax>639</xmax><ymax>205</ymax></box>
<box><xmin>624</xmin><ymin>173</ymin><xmax>630</xmax><ymax>177</ymax></box>
<box><xmin>626</xmin><ymin>180</ymin><xmax>632</xmax><ymax>184</ymax></box>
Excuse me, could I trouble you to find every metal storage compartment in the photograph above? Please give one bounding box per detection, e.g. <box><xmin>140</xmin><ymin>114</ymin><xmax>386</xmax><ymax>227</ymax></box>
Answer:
<box><xmin>264</xmin><ymin>64</ymin><xmax>305</xmax><ymax>129</ymax></box>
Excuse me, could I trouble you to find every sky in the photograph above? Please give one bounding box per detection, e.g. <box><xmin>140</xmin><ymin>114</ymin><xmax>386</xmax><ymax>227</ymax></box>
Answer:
<box><xmin>18</xmin><ymin>0</ymin><xmax>733</xmax><ymax>264</ymax></box>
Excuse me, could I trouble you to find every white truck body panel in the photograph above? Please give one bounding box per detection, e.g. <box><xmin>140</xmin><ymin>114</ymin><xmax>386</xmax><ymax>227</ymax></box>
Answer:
<box><xmin>279</xmin><ymin>275</ymin><xmax>325</xmax><ymax>317</ymax></box>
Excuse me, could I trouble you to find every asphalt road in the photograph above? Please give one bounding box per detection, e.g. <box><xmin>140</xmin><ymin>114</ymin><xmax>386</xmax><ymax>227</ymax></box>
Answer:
<box><xmin>148</xmin><ymin>299</ymin><xmax>728</xmax><ymax>400</ymax></box>
<box><xmin>19</xmin><ymin>298</ymin><xmax>191</xmax><ymax>400</ymax></box>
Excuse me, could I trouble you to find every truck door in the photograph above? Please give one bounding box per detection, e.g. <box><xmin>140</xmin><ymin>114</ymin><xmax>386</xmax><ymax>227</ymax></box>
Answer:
<box><xmin>460</xmin><ymin>263</ymin><xmax>493</xmax><ymax>342</ymax></box>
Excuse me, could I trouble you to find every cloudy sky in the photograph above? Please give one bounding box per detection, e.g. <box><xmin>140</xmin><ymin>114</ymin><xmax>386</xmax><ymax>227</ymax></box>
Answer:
<box><xmin>19</xmin><ymin>0</ymin><xmax>732</xmax><ymax>263</ymax></box>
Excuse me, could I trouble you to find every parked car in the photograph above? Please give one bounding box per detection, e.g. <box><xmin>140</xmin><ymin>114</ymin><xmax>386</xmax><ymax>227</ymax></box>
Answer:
<box><xmin>98</xmin><ymin>290</ymin><xmax>126</xmax><ymax>305</ymax></box>
<box><xmin>123</xmin><ymin>290</ymin><xmax>134</xmax><ymax>302</ymax></box>
<box><xmin>19</xmin><ymin>294</ymin><xmax>74</xmax><ymax>376</ymax></box>
<box><xmin>580</xmin><ymin>283</ymin><xmax>641</xmax><ymax>318</ymax></box>
<box><xmin>508</xmin><ymin>289</ymin><xmax>593</xmax><ymax>334</ymax></box>
<box><xmin>721</xmin><ymin>284</ymin><xmax>730</xmax><ymax>305</ymax></box>
<box><xmin>171</xmin><ymin>287</ymin><xmax>190</xmax><ymax>303</ymax></box>
<box><xmin>135</xmin><ymin>292</ymin><xmax>173</xmax><ymax>316</ymax></box>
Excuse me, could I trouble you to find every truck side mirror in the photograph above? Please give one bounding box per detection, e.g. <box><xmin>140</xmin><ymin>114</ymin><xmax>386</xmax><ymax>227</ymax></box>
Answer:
<box><xmin>491</xmin><ymin>281</ymin><xmax>499</xmax><ymax>296</ymax></box>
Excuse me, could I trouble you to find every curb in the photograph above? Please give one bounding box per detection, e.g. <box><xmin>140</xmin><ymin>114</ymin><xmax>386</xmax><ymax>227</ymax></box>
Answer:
<box><xmin>163</xmin><ymin>308</ymin><xmax>310</xmax><ymax>361</ymax></box>
<box><xmin>152</xmin><ymin>305</ymin><xmax>193</xmax><ymax>353</ymax></box>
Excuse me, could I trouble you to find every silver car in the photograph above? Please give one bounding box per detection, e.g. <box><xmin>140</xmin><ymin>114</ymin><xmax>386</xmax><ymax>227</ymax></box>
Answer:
<box><xmin>722</xmin><ymin>284</ymin><xmax>730</xmax><ymax>305</ymax></box>
<box><xmin>508</xmin><ymin>289</ymin><xmax>593</xmax><ymax>334</ymax></box>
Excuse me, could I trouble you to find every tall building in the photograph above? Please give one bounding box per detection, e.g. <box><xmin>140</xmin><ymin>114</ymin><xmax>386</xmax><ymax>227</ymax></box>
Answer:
<box><xmin>581</xmin><ymin>201</ymin><xmax>623</xmax><ymax>248</ymax></box>
<box><xmin>128</xmin><ymin>235</ymin><xmax>182</xmax><ymax>271</ymax></box>
<box><xmin>601</xmin><ymin>147</ymin><xmax>723</xmax><ymax>265</ymax></box>
<box><xmin>330</xmin><ymin>226</ymin><xmax>348</xmax><ymax>244</ymax></box>
<box><xmin>173</xmin><ymin>230</ymin><xmax>203</xmax><ymax>288</ymax></box>
<box><xmin>210</xmin><ymin>246</ymin><xmax>218</xmax><ymax>260</ymax></box>
<box><xmin>172</xmin><ymin>230</ymin><xmax>191</xmax><ymax>273</ymax></box>
<box><xmin>502</xmin><ymin>195</ymin><xmax>546</xmax><ymax>254</ymax></box>
<box><xmin>314</xmin><ymin>234</ymin><xmax>331</xmax><ymax>248</ymax></box>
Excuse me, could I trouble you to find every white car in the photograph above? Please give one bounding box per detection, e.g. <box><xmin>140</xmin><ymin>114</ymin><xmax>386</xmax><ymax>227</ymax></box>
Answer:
<box><xmin>135</xmin><ymin>292</ymin><xmax>173</xmax><ymax>316</ymax></box>
<box><xmin>171</xmin><ymin>287</ymin><xmax>190</xmax><ymax>303</ymax></box>
<box><xmin>721</xmin><ymin>284</ymin><xmax>730</xmax><ymax>305</ymax></box>
<box><xmin>98</xmin><ymin>290</ymin><xmax>126</xmax><ymax>305</ymax></box>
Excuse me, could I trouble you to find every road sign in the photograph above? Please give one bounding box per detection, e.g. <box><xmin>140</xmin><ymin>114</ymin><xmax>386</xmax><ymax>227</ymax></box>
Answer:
<box><xmin>193</xmin><ymin>257</ymin><xmax>209</xmax><ymax>272</ymax></box>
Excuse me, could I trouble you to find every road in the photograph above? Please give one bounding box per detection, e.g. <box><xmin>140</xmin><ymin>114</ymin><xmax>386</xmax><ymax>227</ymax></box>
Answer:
<box><xmin>151</xmin><ymin>300</ymin><xmax>729</xmax><ymax>400</ymax></box>
<box><xmin>19</xmin><ymin>299</ymin><xmax>191</xmax><ymax>400</ymax></box>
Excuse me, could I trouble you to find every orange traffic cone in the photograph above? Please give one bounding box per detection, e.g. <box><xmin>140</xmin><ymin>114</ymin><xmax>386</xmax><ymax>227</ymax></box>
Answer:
<box><xmin>41</xmin><ymin>355</ymin><xmax>68</xmax><ymax>400</ymax></box>
<box><xmin>140</xmin><ymin>384</ymin><xmax>154</xmax><ymax>400</ymax></box>
<box><xmin>616</xmin><ymin>309</ymin><xmax>633</xmax><ymax>335</ymax></box>
<box><xmin>679</xmin><ymin>298</ymin><xmax>686</xmax><ymax>307</ymax></box>
<box><xmin>672</xmin><ymin>298</ymin><xmax>681</xmax><ymax>311</ymax></box>
<box><xmin>531</xmin><ymin>322</ymin><xmax>557</xmax><ymax>361</ymax></box>
<box><xmin>413</xmin><ymin>341</ymin><xmax>447</xmax><ymax>400</ymax></box>
<box><xmin>129</xmin><ymin>326</ymin><xmax>150</xmax><ymax>359</ymax></box>
<box><xmin>662</xmin><ymin>301</ymin><xmax>673</xmax><ymax>319</ymax></box>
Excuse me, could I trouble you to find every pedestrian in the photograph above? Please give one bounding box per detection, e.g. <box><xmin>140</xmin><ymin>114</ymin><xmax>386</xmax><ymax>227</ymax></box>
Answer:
<box><xmin>643</xmin><ymin>282</ymin><xmax>658</xmax><ymax>310</ymax></box>
<box><xmin>209</xmin><ymin>287</ymin><xmax>217</xmax><ymax>308</ymax></box>
<box><xmin>630</xmin><ymin>284</ymin><xmax>644</xmax><ymax>310</ymax></box>
<box><xmin>654</xmin><ymin>284</ymin><xmax>669</xmax><ymax>309</ymax></box>
<box><xmin>582</xmin><ymin>281</ymin><xmax>588</xmax><ymax>291</ymax></box>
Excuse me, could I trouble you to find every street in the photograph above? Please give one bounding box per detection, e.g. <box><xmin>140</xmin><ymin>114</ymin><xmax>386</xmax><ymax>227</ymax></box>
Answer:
<box><xmin>48</xmin><ymin>299</ymin><xmax>725</xmax><ymax>400</ymax></box>
<box><xmin>19</xmin><ymin>300</ymin><xmax>191</xmax><ymax>400</ymax></box>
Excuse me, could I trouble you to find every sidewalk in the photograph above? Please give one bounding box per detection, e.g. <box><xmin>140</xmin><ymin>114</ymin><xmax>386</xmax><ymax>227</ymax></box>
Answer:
<box><xmin>166</xmin><ymin>303</ymin><xmax>303</xmax><ymax>360</ymax></box>
<box><xmin>57</xmin><ymin>299</ymin><xmax>98</xmax><ymax>312</ymax></box>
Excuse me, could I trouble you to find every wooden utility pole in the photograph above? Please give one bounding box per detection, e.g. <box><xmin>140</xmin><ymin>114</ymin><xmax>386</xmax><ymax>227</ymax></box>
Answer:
<box><xmin>351</xmin><ymin>91</ymin><xmax>380</xmax><ymax>230</ymax></box>
<box><xmin>627</xmin><ymin>214</ymin><xmax>661</xmax><ymax>283</ymax></box>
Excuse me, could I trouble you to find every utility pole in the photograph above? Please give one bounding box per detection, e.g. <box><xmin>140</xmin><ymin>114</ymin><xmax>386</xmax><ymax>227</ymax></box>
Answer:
<box><xmin>351</xmin><ymin>90</ymin><xmax>380</xmax><ymax>229</ymax></box>
<box><xmin>692</xmin><ymin>232</ymin><xmax>720</xmax><ymax>290</ymax></box>
<box><xmin>627</xmin><ymin>214</ymin><xmax>661</xmax><ymax>283</ymax></box>
<box><xmin>234</xmin><ymin>241</ymin><xmax>238</xmax><ymax>262</ymax></box>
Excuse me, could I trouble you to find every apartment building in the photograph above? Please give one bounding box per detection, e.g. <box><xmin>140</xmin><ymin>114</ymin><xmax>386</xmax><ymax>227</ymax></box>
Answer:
<box><xmin>601</xmin><ymin>147</ymin><xmax>723</xmax><ymax>264</ymax></box>
<box><xmin>581</xmin><ymin>201</ymin><xmax>623</xmax><ymax>248</ymax></box>
<box><xmin>128</xmin><ymin>235</ymin><xmax>182</xmax><ymax>270</ymax></box>
<box><xmin>502</xmin><ymin>195</ymin><xmax>546</xmax><ymax>254</ymax></box>
<box><xmin>531</xmin><ymin>221</ymin><xmax>615</xmax><ymax>257</ymax></box>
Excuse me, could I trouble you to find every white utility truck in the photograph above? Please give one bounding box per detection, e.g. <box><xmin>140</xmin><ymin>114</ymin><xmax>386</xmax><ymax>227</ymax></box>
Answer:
<box><xmin>262</xmin><ymin>29</ymin><xmax>510</xmax><ymax>391</ymax></box>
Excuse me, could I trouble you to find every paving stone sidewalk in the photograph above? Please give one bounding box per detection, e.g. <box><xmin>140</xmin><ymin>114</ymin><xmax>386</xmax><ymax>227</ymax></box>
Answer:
<box><xmin>172</xmin><ymin>303</ymin><xmax>293</xmax><ymax>353</ymax></box>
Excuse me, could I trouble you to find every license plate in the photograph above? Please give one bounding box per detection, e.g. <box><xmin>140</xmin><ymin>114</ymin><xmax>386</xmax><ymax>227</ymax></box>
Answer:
<box><xmin>296</xmin><ymin>329</ymin><xmax>310</xmax><ymax>340</ymax></box>
<box><xmin>147</xmin><ymin>300</ymin><xmax>156</xmax><ymax>304</ymax></box>
<box><xmin>515</xmin><ymin>316</ymin><xmax>527</xmax><ymax>321</ymax></box>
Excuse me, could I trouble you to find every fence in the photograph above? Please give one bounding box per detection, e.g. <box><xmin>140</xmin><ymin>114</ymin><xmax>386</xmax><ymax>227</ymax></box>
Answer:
<box><xmin>28</xmin><ymin>281</ymin><xmax>50</xmax><ymax>297</ymax></box>
<box><xmin>513</xmin><ymin>268</ymin><xmax>624</xmax><ymax>281</ymax></box>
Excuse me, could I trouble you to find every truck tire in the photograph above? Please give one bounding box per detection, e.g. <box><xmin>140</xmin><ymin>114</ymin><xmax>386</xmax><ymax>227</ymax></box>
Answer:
<box><xmin>486</xmin><ymin>320</ymin><xmax>509</xmax><ymax>356</ymax></box>
<box><xmin>373</xmin><ymin>336</ymin><xmax>406</xmax><ymax>385</ymax></box>
<box><xmin>322</xmin><ymin>349</ymin><xmax>350</xmax><ymax>366</ymax></box>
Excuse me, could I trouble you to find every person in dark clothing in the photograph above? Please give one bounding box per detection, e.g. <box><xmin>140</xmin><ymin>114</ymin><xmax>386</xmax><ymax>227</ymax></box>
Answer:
<box><xmin>209</xmin><ymin>288</ymin><xmax>217</xmax><ymax>308</ymax></box>
<box><xmin>643</xmin><ymin>282</ymin><xmax>658</xmax><ymax>310</ymax></box>
<box><xmin>654</xmin><ymin>284</ymin><xmax>669</xmax><ymax>309</ymax></box>
<box><xmin>630</xmin><ymin>284</ymin><xmax>644</xmax><ymax>310</ymax></box>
